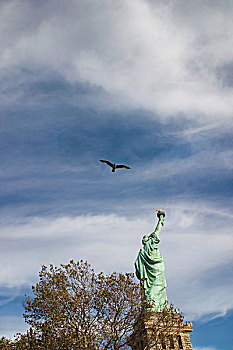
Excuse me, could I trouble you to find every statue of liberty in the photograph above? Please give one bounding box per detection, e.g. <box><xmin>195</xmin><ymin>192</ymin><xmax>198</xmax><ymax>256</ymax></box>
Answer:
<box><xmin>135</xmin><ymin>210</ymin><xmax>167</xmax><ymax>310</ymax></box>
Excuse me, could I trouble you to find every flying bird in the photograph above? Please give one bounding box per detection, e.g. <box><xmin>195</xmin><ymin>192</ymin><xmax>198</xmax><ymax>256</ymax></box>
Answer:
<box><xmin>99</xmin><ymin>160</ymin><xmax>131</xmax><ymax>172</ymax></box>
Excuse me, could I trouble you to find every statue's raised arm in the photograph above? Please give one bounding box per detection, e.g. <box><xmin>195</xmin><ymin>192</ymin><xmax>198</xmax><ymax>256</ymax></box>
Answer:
<box><xmin>135</xmin><ymin>210</ymin><xmax>167</xmax><ymax>310</ymax></box>
<box><xmin>153</xmin><ymin>210</ymin><xmax>165</xmax><ymax>236</ymax></box>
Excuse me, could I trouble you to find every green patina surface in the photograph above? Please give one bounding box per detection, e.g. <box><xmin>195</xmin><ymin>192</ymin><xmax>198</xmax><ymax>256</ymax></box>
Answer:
<box><xmin>135</xmin><ymin>214</ymin><xmax>167</xmax><ymax>310</ymax></box>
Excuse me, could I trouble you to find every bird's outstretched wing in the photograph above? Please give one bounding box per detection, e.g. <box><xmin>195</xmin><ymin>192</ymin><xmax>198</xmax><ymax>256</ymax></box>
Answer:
<box><xmin>99</xmin><ymin>160</ymin><xmax>114</xmax><ymax>167</ymax></box>
<box><xmin>116</xmin><ymin>164</ymin><xmax>131</xmax><ymax>169</ymax></box>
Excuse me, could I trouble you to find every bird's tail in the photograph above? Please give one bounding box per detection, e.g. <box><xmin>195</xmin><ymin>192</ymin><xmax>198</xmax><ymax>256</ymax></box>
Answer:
<box><xmin>112</xmin><ymin>168</ymin><xmax>115</xmax><ymax>172</ymax></box>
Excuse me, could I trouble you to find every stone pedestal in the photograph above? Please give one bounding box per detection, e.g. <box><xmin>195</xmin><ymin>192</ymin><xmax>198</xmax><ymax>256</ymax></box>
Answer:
<box><xmin>130</xmin><ymin>312</ymin><xmax>193</xmax><ymax>350</ymax></box>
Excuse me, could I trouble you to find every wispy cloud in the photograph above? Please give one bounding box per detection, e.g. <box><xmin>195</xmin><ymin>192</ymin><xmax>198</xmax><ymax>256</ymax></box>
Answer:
<box><xmin>132</xmin><ymin>148</ymin><xmax>233</xmax><ymax>182</ymax></box>
<box><xmin>0</xmin><ymin>0</ymin><xmax>233</xmax><ymax>125</ymax></box>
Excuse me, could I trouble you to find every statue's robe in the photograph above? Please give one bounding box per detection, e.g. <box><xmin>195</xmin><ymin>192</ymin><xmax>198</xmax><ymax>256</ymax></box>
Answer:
<box><xmin>135</xmin><ymin>231</ymin><xmax>167</xmax><ymax>310</ymax></box>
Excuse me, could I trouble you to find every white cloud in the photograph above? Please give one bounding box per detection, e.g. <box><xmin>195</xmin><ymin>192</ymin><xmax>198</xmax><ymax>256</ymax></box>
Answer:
<box><xmin>0</xmin><ymin>0</ymin><xmax>233</xmax><ymax>125</ymax></box>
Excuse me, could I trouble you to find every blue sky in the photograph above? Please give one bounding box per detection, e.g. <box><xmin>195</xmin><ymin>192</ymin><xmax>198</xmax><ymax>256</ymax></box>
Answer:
<box><xmin>0</xmin><ymin>1</ymin><xmax>233</xmax><ymax>349</ymax></box>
